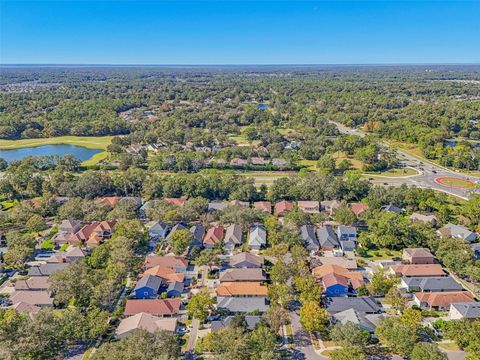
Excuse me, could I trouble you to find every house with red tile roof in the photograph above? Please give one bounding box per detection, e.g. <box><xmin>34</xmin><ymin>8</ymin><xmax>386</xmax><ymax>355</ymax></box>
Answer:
<box><xmin>402</xmin><ymin>248</ymin><xmax>435</xmax><ymax>264</ymax></box>
<box><xmin>203</xmin><ymin>225</ymin><xmax>225</xmax><ymax>248</ymax></box>
<box><xmin>274</xmin><ymin>200</ymin><xmax>293</xmax><ymax>217</ymax></box>
<box><xmin>349</xmin><ymin>203</ymin><xmax>369</xmax><ymax>217</ymax></box>
<box><xmin>123</xmin><ymin>299</ymin><xmax>181</xmax><ymax>317</ymax></box>
<box><xmin>312</xmin><ymin>264</ymin><xmax>364</xmax><ymax>297</ymax></box>
<box><xmin>414</xmin><ymin>291</ymin><xmax>474</xmax><ymax>310</ymax></box>
<box><xmin>95</xmin><ymin>196</ymin><xmax>121</xmax><ymax>209</ymax></box>
<box><xmin>144</xmin><ymin>255</ymin><xmax>188</xmax><ymax>271</ymax></box>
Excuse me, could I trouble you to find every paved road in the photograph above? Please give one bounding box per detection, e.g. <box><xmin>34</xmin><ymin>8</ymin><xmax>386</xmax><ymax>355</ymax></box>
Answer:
<box><xmin>330</xmin><ymin>121</ymin><xmax>480</xmax><ymax>200</ymax></box>
<box><xmin>290</xmin><ymin>311</ymin><xmax>328</xmax><ymax>360</ymax></box>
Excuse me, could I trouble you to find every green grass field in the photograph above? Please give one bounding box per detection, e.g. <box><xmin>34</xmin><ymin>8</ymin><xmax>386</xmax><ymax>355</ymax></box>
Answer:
<box><xmin>365</xmin><ymin>167</ymin><xmax>419</xmax><ymax>177</ymax></box>
<box><xmin>436</xmin><ymin>177</ymin><xmax>477</xmax><ymax>189</ymax></box>
<box><xmin>81</xmin><ymin>151</ymin><xmax>110</xmax><ymax>166</ymax></box>
<box><xmin>0</xmin><ymin>136</ymin><xmax>113</xmax><ymax>151</ymax></box>
<box><xmin>357</xmin><ymin>248</ymin><xmax>402</xmax><ymax>260</ymax></box>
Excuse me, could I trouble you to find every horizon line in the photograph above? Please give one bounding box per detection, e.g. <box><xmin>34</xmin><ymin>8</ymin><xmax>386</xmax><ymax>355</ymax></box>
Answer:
<box><xmin>1</xmin><ymin>62</ymin><xmax>480</xmax><ymax>68</ymax></box>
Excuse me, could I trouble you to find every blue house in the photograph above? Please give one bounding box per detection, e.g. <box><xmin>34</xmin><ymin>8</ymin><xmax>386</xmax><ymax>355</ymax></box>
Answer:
<box><xmin>166</xmin><ymin>281</ymin><xmax>184</xmax><ymax>298</ymax></box>
<box><xmin>132</xmin><ymin>275</ymin><xmax>163</xmax><ymax>299</ymax></box>
<box><xmin>337</xmin><ymin>226</ymin><xmax>357</xmax><ymax>241</ymax></box>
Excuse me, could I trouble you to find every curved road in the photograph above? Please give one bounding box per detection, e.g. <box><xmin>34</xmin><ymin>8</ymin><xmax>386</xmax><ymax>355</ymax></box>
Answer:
<box><xmin>330</xmin><ymin>121</ymin><xmax>480</xmax><ymax>200</ymax></box>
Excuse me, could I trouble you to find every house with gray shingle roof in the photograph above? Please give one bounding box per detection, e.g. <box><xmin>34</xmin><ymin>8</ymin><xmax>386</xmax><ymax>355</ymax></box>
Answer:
<box><xmin>248</xmin><ymin>225</ymin><xmax>267</xmax><ymax>251</ymax></box>
<box><xmin>229</xmin><ymin>253</ymin><xmax>264</xmax><ymax>268</ymax></box>
<box><xmin>216</xmin><ymin>296</ymin><xmax>269</xmax><ymax>314</ymax></box>
<box><xmin>400</xmin><ymin>276</ymin><xmax>464</xmax><ymax>293</ymax></box>
<box><xmin>449</xmin><ymin>302</ymin><xmax>480</xmax><ymax>320</ymax></box>
<box><xmin>317</xmin><ymin>226</ymin><xmax>340</xmax><ymax>250</ymax></box>
<box><xmin>166</xmin><ymin>223</ymin><xmax>188</xmax><ymax>242</ymax></box>
<box><xmin>211</xmin><ymin>315</ymin><xmax>261</xmax><ymax>332</ymax></box>
<box><xmin>27</xmin><ymin>263</ymin><xmax>68</xmax><ymax>277</ymax></box>
<box><xmin>148</xmin><ymin>222</ymin><xmax>169</xmax><ymax>240</ymax></box>
<box><xmin>324</xmin><ymin>296</ymin><xmax>382</xmax><ymax>314</ymax></box>
<box><xmin>224</xmin><ymin>224</ymin><xmax>243</xmax><ymax>253</ymax></box>
<box><xmin>219</xmin><ymin>268</ymin><xmax>266</xmax><ymax>282</ymax></box>
<box><xmin>300</xmin><ymin>225</ymin><xmax>319</xmax><ymax>253</ymax></box>
<box><xmin>438</xmin><ymin>223</ymin><xmax>478</xmax><ymax>243</ymax></box>
<box><xmin>133</xmin><ymin>275</ymin><xmax>163</xmax><ymax>299</ymax></box>
<box><xmin>189</xmin><ymin>224</ymin><xmax>205</xmax><ymax>250</ymax></box>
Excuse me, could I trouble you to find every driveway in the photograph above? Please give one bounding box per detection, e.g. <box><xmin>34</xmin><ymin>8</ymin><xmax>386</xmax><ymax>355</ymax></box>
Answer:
<box><xmin>290</xmin><ymin>311</ymin><xmax>329</xmax><ymax>360</ymax></box>
<box><xmin>185</xmin><ymin>318</ymin><xmax>200</xmax><ymax>352</ymax></box>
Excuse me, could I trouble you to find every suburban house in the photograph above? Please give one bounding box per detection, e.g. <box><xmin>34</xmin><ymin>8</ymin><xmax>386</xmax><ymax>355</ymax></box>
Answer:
<box><xmin>274</xmin><ymin>200</ymin><xmax>293</xmax><ymax>217</ymax></box>
<box><xmin>381</xmin><ymin>204</ymin><xmax>404</xmax><ymax>215</ymax></box>
<box><xmin>148</xmin><ymin>222</ymin><xmax>169</xmax><ymax>240</ymax></box>
<box><xmin>400</xmin><ymin>276</ymin><xmax>464</xmax><ymax>292</ymax></box>
<box><xmin>300</xmin><ymin>225</ymin><xmax>320</xmax><ymax>253</ymax></box>
<box><xmin>166</xmin><ymin>223</ymin><xmax>188</xmax><ymax>242</ymax></box>
<box><xmin>230</xmin><ymin>200</ymin><xmax>250</xmax><ymax>207</ymax></box>
<box><xmin>337</xmin><ymin>225</ymin><xmax>357</xmax><ymax>241</ymax></box>
<box><xmin>132</xmin><ymin>275</ymin><xmax>163</xmax><ymax>299</ymax></box>
<box><xmin>189</xmin><ymin>224</ymin><xmax>205</xmax><ymax>250</ymax></box>
<box><xmin>297</xmin><ymin>201</ymin><xmax>320</xmax><ymax>214</ymax></box>
<box><xmin>389</xmin><ymin>264</ymin><xmax>446</xmax><ymax>277</ymax></box>
<box><xmin>164</xmin><ymin>198</ymin><xmax>186</xmax><ymax>207</ymax></box>
<box><xmin>123</xmin><ymin>299</ymin><xmax>182</xmax><ymax>317</ymax></box>
<box><xmin>96</xmin><ymin>196</ymin><xmax>121</xmax><ymax>209</ymax></box>
<box><xmin>402</xmin><ymin>248</ymin><xmax>435</xmax><ymax>264</ymax></box>
<box><xmin>449</xmin><ymin>302</ymin><xmax>480</xmax><ymax>320</ymax></box>
<box><xmin>271</xmin><ymin>158</ymin><xmax>288</xmax><ymax>168</ymax></box>
<box><xmin>321</xmin><ymin>200</ymin><xmax>341</xmax><ymax>216</ymax></box>
<box><xmin>413</xmin><ymin>291</ymin><xmax>474</xmax><ymax>310</ymax></box>
<box><xmin>52</xmin><ymin>220</ymin><xmax>82</xmax><ymax>244</ymax></box>
<box><xmin>9</xmin><ymin>290</ymin><xmax>53</xmax><ymax>307</ymax></box>
<box><xmin>50</xmin><ymin>246</ymin><xmax>86</xmax><ymax>263</ymax></box>
<box><xmin>203</xmin><ymin>225</ymin><xmax>225</xmax><ymax>248</ymax></box>
<box><xmin>438</xmin><ymin>223</ymin><xmax>478</xmax><ymax>243</ymax></box>
<box><xmin>219</xmin><ymin>268</ymin><xmax>266</xmax><ymax>282</ymax></box>
<box><xmin>317</xmin><ymin>225</ymin><xmax>340</xmax><ymax>251</ymax></box>
<box><xmin>253</xmin><ymin>201</ymin><xmax>272</xmax><ymax>214</ymax></box>
<box><xmin>331</xmin><ymin>308</ymin><xmax>384</xmax><ymax>334</ymax></box>
<box><xmin>248</xmin><ymin>225</ymin><xmax>267</xmax><ymax>251</ymax></box>
<box><xmin>313</xmin><ymin>264</ymin><xmax>365</xmax><ymax>297</ymax></box>
<box><xmin>224</xmin><ymin>224</ymin><xmax>243</xmax><ymax>253</ymax></box>
<box><xmin>216</xmin><ymin>296</ymin><xmax>269</xmax><ymax>314</ymax></box>
<box><xmin>28</xmin><ymin>263</ymin><xmax>68</xmax><ymax>277</ymax></box>
<box><xmin>324</xmin><ymin>296</ymin><xmax>382</xmax><ymax>314</ymax></box>
<box><xmin>165</xmin><ymin>281</ymin><xmax>184</xmax><ymax>298</ymax></box>
<box><xmin>315</xmin><ymin>257</ymin><xmax>358</xmax><ymax>270</ymax></box>
<box><xmin>410</xmin><ymin>213</ymin><xmax>438</xmax><ymax>226</ymax></box>
<box><xmin>216</xmin><ymin>282</ymin><xmax>268</xmax><ymax>297</ymax></box>
<box><xmin>229</xmin><ymin>253</ymin><xmax>264</xmax><ymax>268</ymax></box>
<box><xmin>230</xmin><ymin>158</ymin><xmax>248</xmax><ymax>167</ymax></box>
<box><xmin>208</xmin><ymin>201</ymin><xmax>228</xmax><ymax>212</ymax></box>
<box><xmin>116</xmin><ymin>313</ymin><xmax>178</xmax><ymax>339</ymax></box>
<box><xmin>14</xmin><ymin>276</ymin><xmax>49</xmax><ymax>291</ymax></box>
<box><xmin>211</xmin><ymin>315</ymin><xmax>261</xmax><ymax>332</ymax></box>
<box><xmin>144</xmin><ymin>255</ymin><xmax>188</xmax><ymax>273</ymax></box>
<box><xmin>349</xmin><ymin>203</ymin><xmax>369</xmax><ymax>218</ymax></box>
<box><xmin>143</xmin><ymin>266</ymin><xmax>185</xmax><ymax>284</ymax></box>
<box><xmin>8</xmin><ymin>302</ymin><xmax>41</xmax><ymax>314</ymax></box>
<box><xmin>250</xmin><ymin>157</ymin><xmax>270</xmax><ymax>166</ymax></box>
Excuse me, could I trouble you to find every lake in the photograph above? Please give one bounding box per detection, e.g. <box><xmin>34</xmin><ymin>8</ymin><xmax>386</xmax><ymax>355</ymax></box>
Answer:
<box><xmin>0</xmin><ymin>144</ymin><xmax>102</xmax><ymax>163</ymax></box>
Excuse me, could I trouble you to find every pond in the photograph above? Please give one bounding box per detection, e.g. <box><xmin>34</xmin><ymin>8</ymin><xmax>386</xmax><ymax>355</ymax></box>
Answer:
<box><xmin>258</xmin><ymin>103</ymin><xmax>269</xmax><ymax>110</ymax></box>
<box><xmin>0</xmin><ymin>144</ymin><xmax>102</xmax><ymax>163</ymax></box>
<box><xmin>444</xmin><ymin>140</ymin><xmax>480</xmax><ymax>148</ymax></box>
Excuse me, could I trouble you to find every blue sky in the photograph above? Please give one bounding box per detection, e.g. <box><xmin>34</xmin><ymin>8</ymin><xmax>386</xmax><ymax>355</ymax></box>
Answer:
<box><xmin>1</xmin><ymin>1</ymin><xmax>479</xmax><ymax>64</ymax></box>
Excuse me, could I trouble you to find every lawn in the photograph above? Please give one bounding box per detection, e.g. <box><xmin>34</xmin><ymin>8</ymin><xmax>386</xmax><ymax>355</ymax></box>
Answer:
<box><xmin>435</xmin><ymin>176</ymin><xmax>477</xmax><ymax>189</ymax></box>
<box><xmin>236</xmin><ymin>171</ymin><xmax>293</xmax><ymax>186</ymax></box>
<box><xmin>0</xmin><ymin>136</ymin><xmax>113</xmax><ymax>150</ymax></box>
<box><xmin>0</xmin><ymin>199</ymin><xmax>17</xmax><ymax>211</ymax></box>
<box><xmin>40</xmin><ymin>239</ymin><xmax>55</xmax><ymax>250</ymax></box>
<box><xmin>437</xmin><ymin>342</ymin><xmax>460</xmax><ymax>351</ymax></box>
<box><xmin>357</xmin><ymin>248</ymin><xmax>402</xmax><ymax>260</ymax></box>
<box><xmin>81</xmin><ymin>151</ymin><xmax>110</xmax><ymax>166</ymax></box>
<box><xmin>365</xmin><ymin>167</ymin><xmax>419</xmax><ymax>177</ymax></box>
<box><xmin>331</xmin><ymin>151</ymin><xmax>364</xmax><ymax>170</ymax></box>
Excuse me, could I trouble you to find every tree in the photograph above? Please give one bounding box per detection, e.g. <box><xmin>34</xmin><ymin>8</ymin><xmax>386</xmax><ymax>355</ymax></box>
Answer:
<box><xmin>249</xmin><ymin>323</ymin><xmax>279</xmax><ymax>360</ymax></box>
<box><xmin>49</xmin><ymin>261</ymin><xmax>94</xmax><ymax>307</ymax></box>
<box><xmin>330</xmin><ymin>345</ymin><xmax>365</xmax><ymax>360</ymax></box>
<box><xmin>299</xmin><ymin>301</ymin><xmax>329</xmax><ymax>333</ymax></box>
<box><xmin>294</xmin><ymin>274</ymin><xmax>321</xmax><ymax>303</ymax></box>
<box><xmin>186</xmin><ymin>290</ymin><xmax>214</xmax><ymax>323</ymax></box>
<box><xmin>169</xmin><ymin>229</ymin><xmax>192</xmax><ymax>255</ymax></box>
<box><xmin>263</xmin><ymin>305</ymin><xmax>289</xmax><ymax>334</ymax></box>
<box><xmin>410</xmin><ymin>342</ymin><xmax>447</xmax><ymax>360</ymax></box>
<box><xmin>368</xmin><ymin>270</ymin><xmax>397</xmax><ymax>297</ymax></box>
<box><xmin>92</xmin><ymin>329</ymin><xmax>180</xmax><ymax>360</ymax></box>
<box><xmin>385</xmin><ymin>287</ymin><xmax>407</xmax><ymax>313</ymax></box>
<box><xmin>25</xmin><ymin>214</ymin><xmax>47</xmax><ymax>232</ymax></box>
<box><xmin>375</xmin><ymin>316</ymin><xmax>419</xmax><ymax>356</ymax></box>
<box><xmin>329</xmin><ymin>321</ymin><xmax>370</xmax><ymax>350</ymax></box>
<box><xmin>333</xmin><ymin>205</ymin><xmax>357</xmax><ymax>225</ymax></box>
